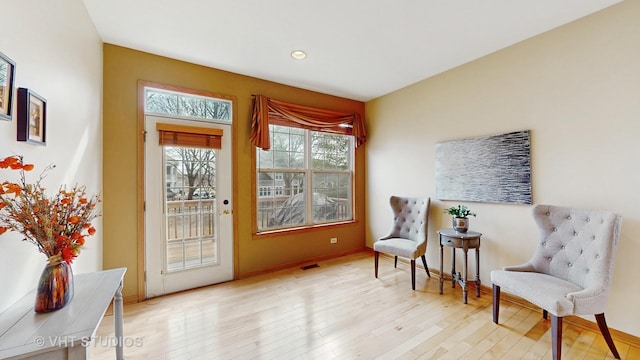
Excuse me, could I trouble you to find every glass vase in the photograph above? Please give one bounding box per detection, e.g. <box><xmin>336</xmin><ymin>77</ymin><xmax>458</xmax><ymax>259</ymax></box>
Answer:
<box><xmin>34</xmin><ymin>260</ymin><xmax>74</xmax><ymax>313</ymax></box>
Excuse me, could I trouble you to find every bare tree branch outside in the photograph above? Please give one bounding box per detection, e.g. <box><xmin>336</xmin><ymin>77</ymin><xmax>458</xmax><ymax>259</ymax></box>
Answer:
<box><xmin>165</xmin><ymin>147</ymin><xmax>215</xmax><ymax>200</ymax></box>
<box><xmin>146</xmin><ymin>88</ymin><xmax>231</xmax><ymax>121</ymax></box>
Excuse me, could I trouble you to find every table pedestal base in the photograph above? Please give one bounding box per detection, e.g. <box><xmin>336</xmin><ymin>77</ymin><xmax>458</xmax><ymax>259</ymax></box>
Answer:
<box><xmin>438</xmin><ymin>228</ymin><xmax>482</xmax><ymax>304</ymax></box>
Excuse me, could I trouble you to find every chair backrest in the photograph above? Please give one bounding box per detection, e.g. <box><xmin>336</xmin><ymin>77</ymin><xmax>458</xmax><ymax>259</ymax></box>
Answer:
<box><xmin>385</xmin><ymin>196</ymin><xmax>430</xmax><ymax>245</ymax></box>
<box><xmin>529</xmin><ymin>204</ymin><xmax>622</xmax><ymax>293</ymax></box>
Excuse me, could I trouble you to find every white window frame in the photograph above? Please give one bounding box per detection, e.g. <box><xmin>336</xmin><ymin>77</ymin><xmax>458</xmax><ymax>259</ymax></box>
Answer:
<box><xmin>256</xmin><ymin>125</ymin><xmax>354</xmax><ymax>233</ymax></box>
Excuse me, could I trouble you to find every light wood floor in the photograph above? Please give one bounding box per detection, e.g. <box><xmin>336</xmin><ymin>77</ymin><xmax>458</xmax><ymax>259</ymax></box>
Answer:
<box><xmin>90</xmin><ymin>251</ymin><xmax>639</xmax><ymax>359</ymax></box>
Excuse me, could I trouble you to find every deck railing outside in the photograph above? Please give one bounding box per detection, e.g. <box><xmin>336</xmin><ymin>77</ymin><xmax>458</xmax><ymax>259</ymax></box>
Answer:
<box><xmin>165</xmin><ymin>199</ymin><xmax>216</xmax><ymax>271</ymax></box>
<box><xmin>256</xmin><ymin>196</ymin><xmax>350</xmax><ymax>230</ymax></box>
<box><xmin>164</xmin><ymin>197</ymin><xmax>350</xmax><ymax>270</ymax></box>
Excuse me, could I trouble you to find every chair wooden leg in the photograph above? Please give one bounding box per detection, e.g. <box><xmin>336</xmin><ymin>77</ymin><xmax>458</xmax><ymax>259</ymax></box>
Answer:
<box><xmin>394</xmin><ymin>256</ymin><xmax>398</xmax><ymax>268</ymax></box>
<box><xmin>551</xmin><ymin>315</ymin><xmax>562</xmax><ymax>360</ymax></box>
<box><xmin>595</xmin><ymin>313</ymin><xmax>620</xmax><ymax>359</ymax></box>
<box><xmin>421</xmin><ymin>255</ymin><xmax>431</xmax><ymax>277</ymax></box>
<box><xmin>374</xmin><ymin>251</ymin><xmax>379</xmax><ymax>278</ymax></box>
<box><xmin>492</xmin><ymin>284</ymin><xmax>500</xmax><ymax>324</ymax></box>
<box><xmin>411</xmin><ymin>259</ymin><xmax>416</xmax><ymax>290</ymax></box>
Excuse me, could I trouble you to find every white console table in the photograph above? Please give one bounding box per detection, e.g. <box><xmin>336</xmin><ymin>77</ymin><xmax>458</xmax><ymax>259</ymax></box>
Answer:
<box><xmin>0</xmin><ymin>267</ymin><xmax>127</xmax><ymax>360</ymax></box>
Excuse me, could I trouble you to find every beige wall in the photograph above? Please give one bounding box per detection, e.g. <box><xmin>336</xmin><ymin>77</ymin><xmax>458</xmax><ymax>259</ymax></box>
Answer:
<box><xmin>365</xmin><ymin>1</ymin><xmax>640</xmax><ymax>336</ymax></box>
<box><xmin>0</xmin><ymin>0</ymin><xmax>103</xmax><ymax>312</ymax></box>
<box><xmin>103</xmin><ymin>45</ymin><xmax>366</xmax><ymax>300</ymax></box>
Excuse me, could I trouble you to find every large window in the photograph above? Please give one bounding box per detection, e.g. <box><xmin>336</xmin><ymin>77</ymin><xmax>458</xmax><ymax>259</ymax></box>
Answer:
<box><xmin>256</xmin><ymin>124</ymin><xmax>353</xmax><ymax>232</ymax></box>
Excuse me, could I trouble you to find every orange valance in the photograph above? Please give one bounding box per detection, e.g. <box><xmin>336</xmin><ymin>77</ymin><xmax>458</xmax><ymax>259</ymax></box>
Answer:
<box><xmin>250</xmin><ymin>95</ymin><xmax>366</xmax><ymax>150</ymax></box>
<box><xmin>157</xmin><ymin>123</ymin><xmax>223</xmax><ymax>149</ymax></box>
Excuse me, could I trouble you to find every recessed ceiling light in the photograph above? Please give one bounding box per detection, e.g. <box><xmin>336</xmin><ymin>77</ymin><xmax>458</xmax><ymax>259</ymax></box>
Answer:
<box><xmin>291</xmin><ymin>50</ymin><xmax>307</xmax><ymax>60</ymax></box>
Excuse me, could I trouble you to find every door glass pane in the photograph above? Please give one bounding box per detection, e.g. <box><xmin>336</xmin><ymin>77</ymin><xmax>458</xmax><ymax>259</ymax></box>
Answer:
<box><xmin>164</xmin><ymin>146</ymin><xmax>217</xmax><ymax>272</ymax></box>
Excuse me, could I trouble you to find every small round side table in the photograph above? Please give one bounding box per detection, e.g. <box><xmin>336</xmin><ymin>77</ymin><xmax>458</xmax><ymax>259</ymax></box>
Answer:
<box><xmin>437</xmin><ymin>228</ymin><xmax>482</xmax><ymax>304</ymax></box>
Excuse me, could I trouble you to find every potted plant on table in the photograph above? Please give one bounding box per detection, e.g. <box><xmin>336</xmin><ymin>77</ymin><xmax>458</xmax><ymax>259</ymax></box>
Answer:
<box><xmin>444</xmin><ymin>204</ymin><xmax>476</xmax><ymax>233</ymax></box>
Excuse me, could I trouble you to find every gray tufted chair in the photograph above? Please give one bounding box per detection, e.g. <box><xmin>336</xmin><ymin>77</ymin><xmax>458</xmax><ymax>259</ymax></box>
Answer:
<box><xmin>491</xmin><ymin>204</ymin><xmax>622</xmax><ymax>360</ymax></box>
<box><xmin>374</xmin><ymin>196</ymin><xmax>431</xmax><ymax>290</ymax></box>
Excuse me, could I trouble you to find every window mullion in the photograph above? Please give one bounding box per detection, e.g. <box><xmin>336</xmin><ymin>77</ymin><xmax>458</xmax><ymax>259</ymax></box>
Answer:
<box><xmin>304</xmin><ymin>130</ymin><xmax>313</xmax><ymax>226</ymax></box>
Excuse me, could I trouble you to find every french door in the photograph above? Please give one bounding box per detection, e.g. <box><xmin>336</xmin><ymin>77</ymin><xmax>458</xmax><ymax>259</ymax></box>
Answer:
<box><xmin>144</xmin><ymin>115</ymin><xmax>233</xmax><ymax>297</ymax></box>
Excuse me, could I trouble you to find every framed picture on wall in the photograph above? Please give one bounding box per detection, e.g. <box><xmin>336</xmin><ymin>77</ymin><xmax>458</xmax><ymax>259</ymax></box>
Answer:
<box><xmin>17</xmin><ymin>88</ymin><xmax>47</xmax><ymax>146</ymax></box>
<box><xmin>0</xmin><ymin>51</ymin><xmax>16</xmax><ymax>121</ymax></box>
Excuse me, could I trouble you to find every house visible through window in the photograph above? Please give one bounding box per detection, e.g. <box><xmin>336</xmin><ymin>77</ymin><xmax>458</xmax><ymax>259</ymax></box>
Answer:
<box><xmin>256</xmin><ymin>124</ymin><xmax>353</xmax><ymax>232</ymax></box>
<box><xmin>258</xmin><ymin>186</ymin><xmax>272</xmax><ymax>197</ymax></box>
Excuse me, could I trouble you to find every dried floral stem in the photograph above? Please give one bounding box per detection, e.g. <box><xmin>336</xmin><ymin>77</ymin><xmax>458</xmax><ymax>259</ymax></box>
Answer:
<box><xmin>0</xmin><ymin>156</ymin><xmax>101</xmax><ymax>264</ymax></box>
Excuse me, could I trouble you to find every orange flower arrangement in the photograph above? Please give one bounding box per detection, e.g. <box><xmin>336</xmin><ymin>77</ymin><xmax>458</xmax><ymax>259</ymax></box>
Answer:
<box><xmin>0</xmin><ymin>155</ymin><xmax>100</xmax><ymax>265</ymax></box>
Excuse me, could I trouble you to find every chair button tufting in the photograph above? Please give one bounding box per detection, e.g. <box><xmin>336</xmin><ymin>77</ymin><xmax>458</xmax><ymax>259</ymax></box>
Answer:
<box><xmin>568</xmin><ymin>263</ymin><xmax>572</xmax><ymax>267</ymax></box>
<box><xmin>586</xmin><ymin>217</ymin><xmax>591</xmax><ymax>222</ymax></box>
<box><xmin>592</xmin><ymin>235</ymin><xmax>596</xmax><ymax>240</ymax></box>
<box><xmin>546</xmin><ymin>212</ymin><xmax>550</xmax><ymax>216</ymax></box>
<box><xmin>542</xmin><ymin>242</ymin><xmax>547</xmax><ymax>246</ymax></box>
<box><xmin>574</xmin><ymin>231</ymin><xmax>578</xmax><ymax>236</ymax></box>
<box><xmin>548</xmin><ymin>257</ymin><xmax>552</xmax><ymax>261</ymax></box>
<box><xmin>553</xmin><ymin>227</ymin><xmax>558</xmax><ymax>232</ymax></box>
<box><xmin>596</xmin><ymin>254</ymin><xmax>600</xmax><ymax>259</ymax></box>
<box><xmin>567</xmin><ymin>216</ymin><xmax>572</xmax><ymax>220</ymax></box>
<box><xmin>561</xmin><ymin>246</ymin><xmax>565</xmax><ymax>250</ymax></box>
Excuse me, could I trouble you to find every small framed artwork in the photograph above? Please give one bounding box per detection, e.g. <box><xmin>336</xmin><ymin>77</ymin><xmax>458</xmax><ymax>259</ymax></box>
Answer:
<box><xmin>0</xmin><ymin>51</ymin><xmax>16</xmax><ymax>121</ymax></box>
<box><xmin>17</xmin><ymin>88</ymin><xmax>47</xmax><ymax>145</ymax></box>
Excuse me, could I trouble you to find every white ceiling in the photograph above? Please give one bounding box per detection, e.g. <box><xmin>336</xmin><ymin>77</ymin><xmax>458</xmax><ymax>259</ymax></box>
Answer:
<box><xmin>82</xmin><ymin>0</ymin><xmax>622</xmax><ymax>102</ymax></box>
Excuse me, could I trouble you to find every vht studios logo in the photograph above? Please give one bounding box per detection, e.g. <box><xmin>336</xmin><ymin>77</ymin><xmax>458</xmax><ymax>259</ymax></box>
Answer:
<box><xmin>34</xmin><ymin>336</ymin><xmax>144</xmax><ymax>348</ymax></box>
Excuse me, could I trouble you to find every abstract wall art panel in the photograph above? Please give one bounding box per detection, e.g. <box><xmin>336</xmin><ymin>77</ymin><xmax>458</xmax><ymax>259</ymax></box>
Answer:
<box><xmin>435</xmin><ymin>130</ymin><xmax>532</xmax><ymax>204</ymax></box>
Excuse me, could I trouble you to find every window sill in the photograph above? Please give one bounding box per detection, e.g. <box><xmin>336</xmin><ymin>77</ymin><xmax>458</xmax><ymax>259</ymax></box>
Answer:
<box><xmin>253</xmin><ymin>220</ymin><xmax>358</xmax><ymax>240</ymax></box>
